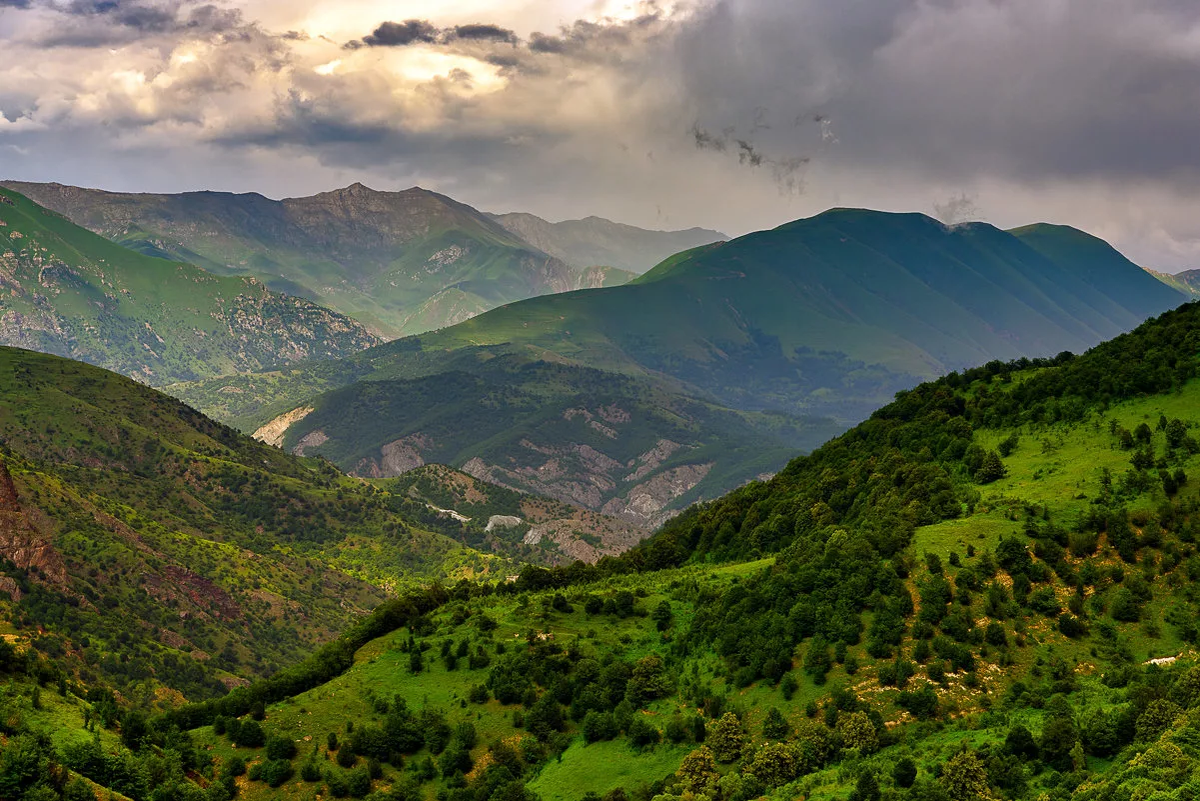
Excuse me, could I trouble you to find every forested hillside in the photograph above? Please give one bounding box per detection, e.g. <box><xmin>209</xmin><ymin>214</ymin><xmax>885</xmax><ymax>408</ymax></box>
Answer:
<box><xmin>6</xmin><ymin>303</ymin><xmax>1200</xmax><ymax>799</ymax></box>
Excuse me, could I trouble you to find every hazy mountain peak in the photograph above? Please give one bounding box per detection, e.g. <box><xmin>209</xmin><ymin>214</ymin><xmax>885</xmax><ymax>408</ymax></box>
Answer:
<box><xmin>489</xmin><ymin>209</ymin><xmax>726</xmax><ymax>273</ymax></box>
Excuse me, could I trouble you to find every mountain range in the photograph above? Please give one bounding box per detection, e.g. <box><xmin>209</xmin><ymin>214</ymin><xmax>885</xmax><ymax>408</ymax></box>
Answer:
<box><xmin>1</xmin><ymin>180</ymin><xmax>723</xmax><ymax>337</ymax></box>
<box><xmin>169</xmin><ymin>209</ymin><xmax>1184</xmax><ymax>528</ymax></box>
<box><xmin>488</xmin><ymin>210</ymin><xmax>726</xmax><ymax>275</ymax></box>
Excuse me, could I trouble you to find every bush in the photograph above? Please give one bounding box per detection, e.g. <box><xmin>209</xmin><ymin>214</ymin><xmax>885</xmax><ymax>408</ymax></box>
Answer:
<box><xmin>265</xmin><ymin>735</ymin><xmax>297</xmax><ymax>761</ymax></box>
<box><xmin>232</xmin><ymin>719</ymin><xmax>264</xmax><ymax>748</ymax></box>
<box><xmin>628</xmin><ymin>716</ymin><xmax>662</xmax><ymax>748</ymax></box>
<box><xmin>260</xmin><ymin>758</ymin><xmax>294</xmax><ymax>787</ymax></box>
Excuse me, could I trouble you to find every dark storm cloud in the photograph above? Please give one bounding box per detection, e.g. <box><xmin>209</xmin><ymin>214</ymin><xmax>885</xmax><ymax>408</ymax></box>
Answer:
<box><xmin>359</xmin><ymin>19</ymin><xmax>439</xmax><ymax>47</ymax></box>
<box><xmin>675</xmin><ymin>0</ymin><xmax>1200</xmax><ymax>186</ymax></box>
<box><xmin>0</xmin><ymin>0</ymin><xmax>33</xmax><ymax>8</ymax></box>
<box><xmin>23</xmin><ymin>0</ymin><xmax>250</xmax><ymax>47</ymax></box>
<box><xmin>450</xmin><ymin>23</ymin><xmax>516</xmax><ymax>44</ymax></box>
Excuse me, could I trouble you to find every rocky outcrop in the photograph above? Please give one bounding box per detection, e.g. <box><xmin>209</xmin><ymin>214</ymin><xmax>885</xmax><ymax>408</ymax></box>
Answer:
<box><xmin>485</xmin><ymin>515</ymin><xmax>523</xmax><ymax>532</ymax></box>
<box><xmin>253</xmin><ymin>406</ymin><xmax>314</xmax><ymax>448</ymax></box>
<box><xmin>460</xmin><ymin>425</ymin><xmax>712</xmax><ymax>528</ymax></box>
<box><xmin>602</xmin><ymin>463</ymin><xmax>714</xmax><ymax>527</ymax></box>
<box><xmin>350</xmin><ymin>435</ymin><xmax>432</xmax><ymax>478</ymax></box>
<box><xmin>292</xmin><ymin>430</ymin><xmax>329</xmax><ymax>456</ymax></box>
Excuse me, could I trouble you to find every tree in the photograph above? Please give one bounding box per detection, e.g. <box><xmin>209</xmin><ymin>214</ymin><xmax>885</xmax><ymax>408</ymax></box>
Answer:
<box><xmin>652</xmin><ymin>601</ymin><xmax>674</xmax><ymax>632</ymax></box>
<box><xmin>939</xmin><ymin>750</ymin><xmax>991</xmax><ymax>801</ymax></box>
<box><xmin>1136</xmin><ymin>699</ymin><xmax>1182</xmax><ymax>742</ymax></box>
<box><xmin>627</xmin><ymin>654</ymin><xmax>672</xmax><ymax>706</ymax></box>
<box><xmin>627</xmin><ymin>716</ymin><xmax>661</xmax><ymax>748</ymax></box>
<box><xmin>232</xmin><ymin>719</ymin><xmax>264</xmax><ymax>748</ymax></box>
<box><xmin>995</xmin><ymin>537</ymin><xmax>1031</xmax><ymax>576</ymax></box>
<box><xmin>581</xmin><ymin>711</ymin><xmax>618</xmax><ymax>744</ymax></box>
<box><xmin>265</xmin><ymin>735</ymin><xmax>297</xmax><ymax>761</ymax></box>
<box><xmin>762</xmin><ymin>707</ymin><xmax>790</xmax><ymax>741</ymax></box>
<box><xmin>804</xmin><ymin>637</ymin><xmax>832</xmax><ymax>685</ymax></box>
<box><xmin>837</xmin><ymin>711</ymin><xmax>879</xmax><ymax>753</ymax></box>
<box><xmin>1003</xmin><ymin>724</ymin><xmax>1038</xmax><ymax>759</ymax></box>
<box><xmin>849</xmin><ymin>770</ymin><xmax>881</xmax><ymax>801</ymax></box>
<box><xmin>1039</xmin><ymin>716</ymin><xmax>1079</xmax><ymax>772</ymax></box>
<box><xmin>120</xmin><ymin>710</ymin><xmax>147</xmax><ymax>751</ymax></box>
<box><xmin>676</xmin><ymin>746</ymin><xmax>719</xmax><ymax>795</ymax></box>
<box><xmin>746</xmin><ymin>742</ymin><xmax>799</xmax><ymax>788</ymax></box>
<box><xmin>893</xmin><ymin>757</ymin><xmax>918</xmax><ymax>788</ymax></box>
<box><xmin>709</xmin><ymin>713</ymin><xmax>745</xmax><ymax>763</ymax></box>
<box><xmin>975</xmin><ymin>451</ymin><xmax>1006</xmax><ymax>484</ymax></box>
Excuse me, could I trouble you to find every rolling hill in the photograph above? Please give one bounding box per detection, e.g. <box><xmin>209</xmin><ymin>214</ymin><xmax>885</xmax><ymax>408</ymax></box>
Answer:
<box><xmin>13</xmin><ymin>301</ymin><xmax>1200</xmax><ymax>800</ymax></box>
<box><xmin>0</xmin><ymin>187</ymin><xmax>380</xmax><ymax>385</ymax></box>
<box><xmin>0</xmin><ymin>181</ymin><xmax>676</xmax><ymax>338</ymax></box>
<box><xmin>169</xmin><ymin>210</ymin><xmax>1184</xmax><ymax>529</ymax></box>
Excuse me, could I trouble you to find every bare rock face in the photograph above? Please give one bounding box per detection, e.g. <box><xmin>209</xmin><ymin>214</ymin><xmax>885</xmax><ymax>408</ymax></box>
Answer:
<box><xmin>602</xmin><ymin>463</ymin><xmax>715</xmax><ymax>527</ymax></box>
<box><xmin>485</xmin><ymin>515</ymin><xmax>523</xmax><ymax>532</ymax></box>
<box><xmin>291</xmin><ymin>430</ymin><xmax>329</xmax><ymax>457</ymax></box>
<box><xmin>350</xmin><ymin>435</ymin><xmax>432</xmax><ymax>478</ymax></box>
<box><xmin>460</xmin><ymin>425</ymin><xmax>712</xmax><ymax>528</ymax></box>
<box><xmin>252</xmin><ymin>406</ymin><xmax>314</xmax><ymax>448</ymax></box>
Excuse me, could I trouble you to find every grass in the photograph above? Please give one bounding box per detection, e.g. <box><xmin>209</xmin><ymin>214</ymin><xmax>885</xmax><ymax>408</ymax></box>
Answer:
<box><xmin>529</xmin><ymin>739</ymin><xmax>693</xmax><ymax>799</ymax></box>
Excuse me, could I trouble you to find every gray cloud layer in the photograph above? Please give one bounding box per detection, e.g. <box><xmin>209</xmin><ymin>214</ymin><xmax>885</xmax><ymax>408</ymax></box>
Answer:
<box><xmin>2</xmin><ymin>0</ymin><xmax>1200</xmax><ymax>269</ymax></box>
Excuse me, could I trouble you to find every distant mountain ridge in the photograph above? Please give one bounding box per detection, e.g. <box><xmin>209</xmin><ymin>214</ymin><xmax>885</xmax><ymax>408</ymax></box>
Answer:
<box><xmin>394</xmin><ymin>209</ymin><xmax>1187</xmax><ymax>420</ymax></box>
<box><xmin>1147</xmin><ymin>267</ymin><xmax>1200</xmax><ymax>298</ymax></box>
<box><xmin>488</xmin><ymin>210</ymin><xmax>725</xmax><ymax>274</ymax></box>
<box><xmin>0</xmin><ymin>180</ymin><xmax>708</xmax><ymax>337</ymax></box>
<box><xmin>170</xmin><ymin>208</ymin><xmax>1182</xmax><ymax>526</ymax></box>
<box><xmin>0</xmin><ymin>187</ymin><xmax>380</xmax><ymax>385</ymax></box>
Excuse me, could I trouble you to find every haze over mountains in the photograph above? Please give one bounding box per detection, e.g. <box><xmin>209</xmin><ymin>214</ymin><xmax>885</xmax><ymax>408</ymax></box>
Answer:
<box><xmin>488</xmin><ymin>211</ymin><xmax>726</xmax><ymax>276</ymax></box>
<box><xmin>1</xmin><ymin>180</ymin><xmax>724</xmax><ymax>338</ymax></box>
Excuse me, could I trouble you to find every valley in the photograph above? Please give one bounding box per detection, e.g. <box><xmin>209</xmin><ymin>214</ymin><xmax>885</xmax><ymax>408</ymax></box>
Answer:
<box><xmin>5</xmin><ymin>300</ymin><xmax>1200</xmax><ymax>801</ymax></box>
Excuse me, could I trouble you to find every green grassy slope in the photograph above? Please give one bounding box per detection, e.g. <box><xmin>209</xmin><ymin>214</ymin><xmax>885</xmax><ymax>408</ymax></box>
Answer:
<box><xmin>0</xmin><ymin>188</ymin><xmax>380</xmax><ymax>385</ymax></box>
<box><xmin>0</xmin><ymin>182</ymin><xmax>631</xmax><ymax>338</ymax></box>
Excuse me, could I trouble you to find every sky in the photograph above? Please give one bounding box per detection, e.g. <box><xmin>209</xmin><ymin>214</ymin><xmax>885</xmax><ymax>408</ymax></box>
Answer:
<box><xmin>2</xmin><ymin>0</ymin><xmax>1200</xmax><ymax>270</ymax></box>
